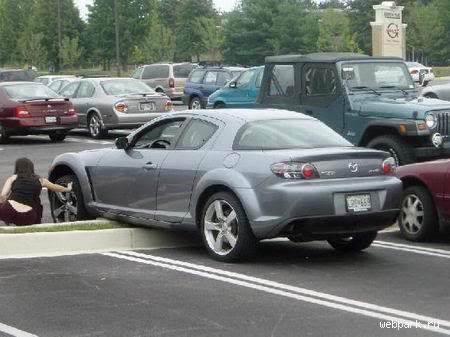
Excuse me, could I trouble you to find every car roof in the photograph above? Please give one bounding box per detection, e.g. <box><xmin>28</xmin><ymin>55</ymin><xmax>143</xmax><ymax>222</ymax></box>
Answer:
<box><xmin>37</xmin><ymin>75</ymin><xmax>75</xmax><ymax>79</ymax></box>
<box><xmin>265</xmin><ymin>52</ymin><xmax>404</xmax><ymax>63</ymax></box>
<box><xmin>80</xmin><ymin>77</ymin><xmax>137</xmax><ymax>83</ymax></box>
<box><xmin>0</xmin><ymin>81</ymin><xmax>42</xmax><ymax>87</ymax></box>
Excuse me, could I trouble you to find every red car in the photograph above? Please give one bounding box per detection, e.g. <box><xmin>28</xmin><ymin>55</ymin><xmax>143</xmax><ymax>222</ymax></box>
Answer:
<box><xmin>0</xmin><ymin>81</ymin><xmax>77</xmax><ymax>143</ymax></box>
<box><xmin>397</xmin><ymin>160</ymin><xmax>450</xmax><ymax>241</ymax></box>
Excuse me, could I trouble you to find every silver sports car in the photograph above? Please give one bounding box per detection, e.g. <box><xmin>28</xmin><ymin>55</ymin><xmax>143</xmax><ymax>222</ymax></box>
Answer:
<box><xmin>59</xmin><ymin>77</ymin><xmax>173</xmax><ymax>138</ymax></box>
<box><xmin>48</xmin><ymin>109</ymin><xmax>402</xmax><ymax>261</ymax></box>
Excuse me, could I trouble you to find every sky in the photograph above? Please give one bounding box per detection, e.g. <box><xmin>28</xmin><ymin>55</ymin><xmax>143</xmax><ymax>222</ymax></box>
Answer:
<box><xmin>74</xmin><ymin>0</ymin><xmax>239</xmax><ymax>20</ymax></box>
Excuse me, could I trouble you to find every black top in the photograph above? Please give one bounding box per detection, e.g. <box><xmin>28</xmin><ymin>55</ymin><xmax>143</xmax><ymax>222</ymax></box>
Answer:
<box><xmin>9</xmin><ymin>176</ymin><xmax>42</xmax><ymax>208</ymax></box>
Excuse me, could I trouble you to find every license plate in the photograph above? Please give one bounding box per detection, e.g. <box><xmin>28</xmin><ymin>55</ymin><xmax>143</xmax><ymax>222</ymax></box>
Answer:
<box><xmin>139</xmin><ymin>102</ymin><xmax>155</xmax><ymax>111</ymax></box>
<box><xmin>346</xmin><ymin>194</ymin><xmax>371</xmax><ymax>213</ymax></box>
<box><xmin>45</xmin><ymin>116</ymin><xmax>57</xmax><ymax>124</ymax></box>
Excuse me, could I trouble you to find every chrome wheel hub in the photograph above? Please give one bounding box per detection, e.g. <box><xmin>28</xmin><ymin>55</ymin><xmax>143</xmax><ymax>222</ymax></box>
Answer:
<box><xmin>401</xmin><ymin>194</ymin><xmax>424</xmax><ymax>234</ymax></box>
<box><xmin>53</xmin><ymin>190</ymin><xmax>78</xmax><ymax>222</ymax></box>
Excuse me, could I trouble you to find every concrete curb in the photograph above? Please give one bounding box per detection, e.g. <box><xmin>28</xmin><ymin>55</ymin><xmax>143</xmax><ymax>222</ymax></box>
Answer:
<box><xmin>0</xmin><ymin>220</ymin><xmax>201</xmax><ymax>258</ymax></box>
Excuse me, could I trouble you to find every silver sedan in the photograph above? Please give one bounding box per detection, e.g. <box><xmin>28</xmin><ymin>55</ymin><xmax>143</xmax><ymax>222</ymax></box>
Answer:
<box><xmin>59</xmin><ymin>77</ymin><xmax>173</xmax><ymax>138</ymax></box>
<box><xmin>48</xmin><ymin>109</ymin><xmax>402</xmax><ymax>261</ymax></box>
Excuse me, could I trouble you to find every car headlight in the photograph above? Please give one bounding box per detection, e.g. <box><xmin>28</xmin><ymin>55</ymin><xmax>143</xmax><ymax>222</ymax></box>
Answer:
<box><xmin>425</xmin><ymin>113</ymin><xmax>437</xmax><ymax>129</ymax></box>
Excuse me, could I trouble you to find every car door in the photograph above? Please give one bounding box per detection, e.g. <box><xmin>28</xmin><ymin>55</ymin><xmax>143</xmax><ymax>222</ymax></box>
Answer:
<box><xmin>202</xmin><ymin>71</ymin><xmax>219</xmax><ymax>98</ymax></box>
<box><xmin>156</xmin><ymin>117</ymin><xmax>221</xmax><ymax>223</ymax></box>
<box><xmin>228</xmin><ymin>69</ymin><xmax>257</xmax><ymax>108</ymax></box>
<box><xmin>300</xmin><ymin>63</ymin><xmax>344</xmax><ymax>132</ymax></box>
<box><xmin>74</xmin><ymin>81</ymin><xmax>96</xmax><ymax>127</ymax></box>
<box><xmin>90</xmin><ymin>117</ymin><xmax>189</xmax><ymax>220</ymax></box>
<box><xmin>59</xmin><ymin>81</ymin><xmax>81</xmax><ymax>123</ymax></box>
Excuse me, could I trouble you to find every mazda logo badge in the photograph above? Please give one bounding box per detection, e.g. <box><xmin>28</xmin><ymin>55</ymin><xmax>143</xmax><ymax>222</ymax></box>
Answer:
<box><xmin>348</xmin><ymin>163</ymin><xmax>358</xmax><ymax>173</ymax></box>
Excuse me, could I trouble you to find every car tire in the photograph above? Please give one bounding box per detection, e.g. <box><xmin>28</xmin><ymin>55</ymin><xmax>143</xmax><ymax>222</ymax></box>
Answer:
<box><xmin>200</xmin><ymin>191</ymin><xmax>257</xmax><ymax>262</ymax></box>
<box><xmin>0</xmin><ymin>124</ymin><xmax>9</xmax><ymax>144</ymax></box>
<box><xmin>189</xmin><ymin>96</ymin><xmax>203</xmax><ymax>110</ymax></box>
<box><xmin>50</xmin><ymin>174</ymin><xmax>91</xmax><ymax>223</ymax></box>
<box><xmin>49</xmin><ymin>131</ymin><xmax>67</xmax><ymax>142</ymax></box>
<box><xmin>88</xmin><ymin>113</ymin><xmax>108</xmax><ymax>139</ymax></box>
<box><xmin>424</xmin><ymin>92</ymin><xmax>438</xmax><ymax>99</ymax></box>
<box><xmin>398</xmin><ymin>185</ymin><xmax>438</xmax><ymax>241</ymax></box>
<box><xmin>367</xmin><ymin>135</ymin><xmax>415</xmax><ymax>166</ymax></box>
<box><xmin>327</xmin><ymin>231</ymin><xmax>377</xmax><ymax>252</ymax></box>
<box><xmin>214</xmin><ymin>102</ymin><xmax>226</xmax><ymax>109</ymax></box>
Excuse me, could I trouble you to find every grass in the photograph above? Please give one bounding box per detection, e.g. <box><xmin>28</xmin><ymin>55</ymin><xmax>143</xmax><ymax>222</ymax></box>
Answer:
<box><xmin>0</xmin><ymin>219</ymin><xmax>132</xmax><ymax>234</ymax></box>
<box><xmin>432</xmin><ymin>66</ymin><xmax>450</xmax><ymax>78</ymax></box>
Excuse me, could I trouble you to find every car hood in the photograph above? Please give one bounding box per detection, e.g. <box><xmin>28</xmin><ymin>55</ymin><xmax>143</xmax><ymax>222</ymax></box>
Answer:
<box><xmin>351</xmin><ymin>92</ymin><xmax>450</xmax><ymax>119</ymax></box>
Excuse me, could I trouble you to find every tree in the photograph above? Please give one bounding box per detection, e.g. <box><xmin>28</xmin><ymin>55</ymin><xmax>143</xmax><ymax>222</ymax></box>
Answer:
<box><xmin>317</xmin><ymin>9</ymin><xmax>359</xmax><ymax>52</ymax></box>
<box><xmin>144</xmin><ymin>10</ymin><xmax>176</xmax><ymax>63</ymax></box>
<box><xmin>61</xmin><ymin>36</ymin><xmax>83</xmax><ymax>68</ymax></box>
<box><xmin>192</xmin><ymin>17</ymin><xmax>223</xmax><ymax>61</ymax></box>
<box><xmin>18</xmin><ymin>32</ymin><xmax>46</xmax><ymax>68</ymax></box>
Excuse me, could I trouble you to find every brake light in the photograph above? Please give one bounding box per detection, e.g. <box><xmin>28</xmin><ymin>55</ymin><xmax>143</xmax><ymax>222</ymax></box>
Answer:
<box><xmin>15</xmin><ymin>106</ymin><xmax>31</xmax><ymax>118</ymax></box>
<box><xmin>169</xmin><ymin>78</ymin><xmax>175</xmax><ymax>88</ymax></box>
<box><xmin>382</xmin><ymin>157</ymin><xmax>396</xmax><ymax>174</ymax></box>
<box><xmin>67</xmin><ymin>103</ymin><xmax>76</xmax><ymax>115</ymax></box>
<box><xmin>164</xmin><ymin>100</ymin><xmax>173</xmax><ymax>112</ymax></box>
<box><xmin>114</xmin><ymin>102</ymin><xmax>128</xmax><ymax>113</ymax></box>
<box><xmin>410</xmin><ymin>70</ymin><xmax>418</xmax><ymax>75</ymax></box>
<box><xmin>271</xmin><ymin>162</ymin><xmax>319</xmax><ymax>179</ymax></box>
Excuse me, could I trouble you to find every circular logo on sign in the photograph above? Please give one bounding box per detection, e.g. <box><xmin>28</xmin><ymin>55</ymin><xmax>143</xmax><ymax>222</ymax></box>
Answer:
<box><xmin>386</xmin><ymin>23</ymin><xmax>399</xmax><ymax>39</ymax></box>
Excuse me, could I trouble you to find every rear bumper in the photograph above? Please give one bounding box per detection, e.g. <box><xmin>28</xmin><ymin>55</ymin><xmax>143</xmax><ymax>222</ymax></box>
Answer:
<box><xmin>104</xmin><ymin>112</ymin><xmax>165</xmax><ymax>129</ymax></box>
<box><xmin>2</xmin><ymin>116</ymin><xmax>77</xmax><ymax>135</ymax></box>
<box><xmin>166</xmin><ymin>88</ymin><xmax>183</xmax><ymax>100</ymax></box>
<box><xmin>414</xmin><ymin>143</ymin><xmax>450</xmax><ymax>159</ymax></box>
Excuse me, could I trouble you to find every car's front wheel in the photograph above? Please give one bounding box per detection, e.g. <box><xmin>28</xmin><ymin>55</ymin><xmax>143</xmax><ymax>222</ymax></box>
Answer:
<box><xmin>398</xmin><ymin>185</ymin><xmax>438</xmax><ymax>241</ymax></box>
<box><xmin>50</xmin><ymin>175</ymin><xmax>90</xmax><ymax>223</ymax></box>
<box><xmin>327</xmin><ymin>231</ymin><xmax>377</xmax><ymax>252</ymax></box>
<box><xmin>201</xmin><ymin>192</ymin><xmax>256</xmax><ymax>262</ymax></box>
<box><xmin>367</xmin><ymin>135</ymin><xmax>415</xmax><ymax>166</ymax></box>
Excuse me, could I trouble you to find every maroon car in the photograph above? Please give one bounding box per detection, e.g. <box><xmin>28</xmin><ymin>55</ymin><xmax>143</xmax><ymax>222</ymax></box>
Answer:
<box><xmin>0</xmin><ymin>81</ymin><xmax>77</xmax><ymax>143</ymax></box>
<box><xmin>397</xmin><ymin>160</ymin><xmax>450</xmax><ymax>241</ymax></box>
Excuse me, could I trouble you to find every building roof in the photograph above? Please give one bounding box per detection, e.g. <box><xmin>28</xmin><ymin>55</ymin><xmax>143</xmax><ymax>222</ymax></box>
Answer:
<box><xmin>265</xmin><ymin>52</ymin><xmax>404</xmax><ymax>63</ymax></box>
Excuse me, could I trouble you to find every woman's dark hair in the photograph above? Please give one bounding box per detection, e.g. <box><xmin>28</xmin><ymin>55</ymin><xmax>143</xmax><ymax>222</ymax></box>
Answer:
<box><xmin>14</xmin><ymin>157</ymin><xmax>36</xmax><ymax>178</ymax></box>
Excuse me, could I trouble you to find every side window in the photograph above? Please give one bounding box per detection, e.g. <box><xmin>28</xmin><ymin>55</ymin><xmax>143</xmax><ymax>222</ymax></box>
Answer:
<box><xmin>268</xmin><ymin>65</ymin><xmax>295</xmax><ymax>97</ymax></box>
<box><xmin>189</xmin><ymin>70</ymin><xmax>206</xmax><ymax>84</ymax></box>
<box><xmin>305</xmin><ymin>67</ymin><xmax>337</xmax><ymax>95</ymax></box>
<box><xmin>217</xmin><ymin>72</ymin><xmax>232</xmax><ymax>86</ymax></box>
<box><xmin>59</xmin><ymin>82</ymin><xmax>79</xmax><ymax>98</ymax></box>
<box><xmin>177</xmin><ymin>119</ymin><xmax>218</xmax><ymax>149</ymax></box>
<box><xmin>76</xmin><ymin>82</ymin><xmax>95</xmax><ymax>98</ymax></box>
<box><xmin>237</xmin><ymin>70</ymin><xmax>254</xmax><ymax>88</ymax></box>
<box><xmin>204</xmin><ymin>71</ymin><xmax>218</xmax><ymax>85</ymax></box>
<box><xmin>142</xmin><ymin>65</ymin><xmax>169</xmax><ymax>79</ymax></box>
<box><xmin>173</xmin><ymin>64</ymin><xmax>195</xmax><ymax>78</ymax></box>
<box><xmin>133</xmin><ymin>119</ymin><xmax>186</xmax><ymax>149</ymax></box>
<box><xmin>132</xmin><ymin>67</ymin><xmax>143</xmax><ymax>79</ymax></box>
<box><xmin>48</xmin><ymin>81</ymin><xmax>61</xmax><ymax>92</ymax></box>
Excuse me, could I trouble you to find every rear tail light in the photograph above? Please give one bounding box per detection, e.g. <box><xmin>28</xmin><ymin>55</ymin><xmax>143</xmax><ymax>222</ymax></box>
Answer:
<box><xmin>15</xmin><ymin>106</ymin><xmax>31</xmax><ymax>118</ymax></box>
<box><xmin>271</xmin><ymin>162</ymin><xmax>319</xmax><ymax>179</ymax></box>
<box><xmin>164</xmin><ymin>100</ymin><xmax>173</xmax><ymax>112</ymax></box>
<box><xmin>67</xmin><ymin>103</ymin><xmax>76</xmax><ymax>115</ymax></box>
<box><xmin>410</xmin><ymin>70</ymin><xmax>418</xmax><ymax>75</ymax></box>
<box><xmin>382</xmin><ymin>157</ymin><xmax>396</xmax><ymax>174</ymax></box>
<box><xmin>114</xmin><ymin>102</ymin><xmax>128</xmax><ymax>113</ymax></box>
<box><xmin>169</xmin><ymin>78</ymin><xmax>175</xmax><ymax>88</ymax></box>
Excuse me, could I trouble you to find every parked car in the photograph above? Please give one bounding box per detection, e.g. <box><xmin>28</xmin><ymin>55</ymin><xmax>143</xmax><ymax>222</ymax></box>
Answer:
<box><xmin>48</xmin><ymin>109</ymin><xmax>401</xmax><ymax>262</ymax></box>
<box><xmin>207</xmin><ymin>66</ymin><xmax>264</xmax><ymax>109</ymax></box>
<box><xmin>132</xmin><ymin>63</ymin><xmax>196</xmax><ymax>100</ymax></box>
<box><xmin>397</xmin><ymin>159</ymin><xmax>450</xmax><ymax>241</ymax></box>
<box><xmin>0</xmin><ymin>69</ymin><xmax>37</xmax><ymax>82</ymax></box>
<box><xmin>405</xmin><ymin>61</ymin><xmax>434</xmax><ymax>86</ymax></box>
<box><xmin>421</xmin><ymin>82</ymin><xmax>450</xmax><ymax>101</ymax></box>
<box><xmin>256</xmin><ymin>52</ymin><xmax>450</xmax><ymax>166</ymax></box>
<box><xmin>35</xmin><ymin>75</ymin><xmax>76</xmax><ymax>86</ymax></box>
<box><xmin>48</xmin><ymin>77</ymin><xmax>79</xmax><ymax>93</ymax></box>
<box><xmin>59</xmin><ymin>77</ymin><xmax>173</xmax><ymax>138</ymax></box>
<box><xmin>0</xmin><ymin>82</ymin><xmax>77</xmax><ymax>143</ymax></box>
<box><xmin>183</xmin><ymin>66</ymin><xmax>247</xmax><ymax>109</ymax></box>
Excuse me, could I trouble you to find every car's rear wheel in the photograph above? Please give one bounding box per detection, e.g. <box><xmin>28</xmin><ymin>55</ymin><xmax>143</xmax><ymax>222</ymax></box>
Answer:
<box><xmin>327</xmin><ymin>231</ymin><xmax>377</xmax><ymax>252</ymax></box>
<box><xmin>367</xmin><ymin>135</ymin><xmax>415</xmax><ymax>166</ymax></box>
<box><xmin>88</xmin><ymin>113</ymin><xmax>108</xmax><ymax>139</ymax></box>
<box><xmin>189</xmin><ymin>97</ymin><xmax>202</xmax><ymax>110</ymax></box>
<box><xmin>398</xmin><ymin>185</ymin><xmax>438</xmax><ymax>241</ymax></box>
<box><xmin>50</xmin><ymin>175</ymin><xmax>90</xmax><ymax>223</ymax></box>
<box><xmin>49</xmin><ymin>131</ymin><xmax>67</xmax><ymax>142</ymax></box>
<box><xmin>201</xmin><ymin>192</ymin><xmax>256</xmax><ymax>262</ymax></box>
<box><xmin>0</xmin><ymin>125</ymin><xmax>9</xmax><ymax>144</ymax></box>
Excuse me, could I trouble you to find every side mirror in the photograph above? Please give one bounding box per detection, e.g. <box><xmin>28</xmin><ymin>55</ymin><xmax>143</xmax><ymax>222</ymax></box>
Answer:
<box><xmin>115</xmin><ymin>137</ymin><xmax>129</xmax><ymax>149</ymax></box>
<box><xmin>229</xmin><ymin>81</ymin><xmax>237</xmax><ymax>88</ymax></box>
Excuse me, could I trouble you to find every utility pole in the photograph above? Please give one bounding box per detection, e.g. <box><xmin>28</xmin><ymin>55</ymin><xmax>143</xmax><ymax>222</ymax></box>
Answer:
<box><xmin>57</xmin><ymin>0</ymin><xmax>62</xmax><ymax>72</ymax></box>
<box><xmin>114</xmin><ymin>0</ymin><xmax>121</xmax><ymax>77</ymax></box>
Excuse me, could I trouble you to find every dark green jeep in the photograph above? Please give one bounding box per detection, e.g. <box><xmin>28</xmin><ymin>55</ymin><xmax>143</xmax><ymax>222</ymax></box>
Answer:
<box><xmin>256</xmin><ymin>52</ymin><xmax>450</xmax><ymax>165</ymax></box>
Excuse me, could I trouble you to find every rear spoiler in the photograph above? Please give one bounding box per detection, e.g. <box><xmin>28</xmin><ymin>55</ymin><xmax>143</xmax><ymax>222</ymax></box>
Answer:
<box><xmin>19</xmin><ymin>97</ymin><xmax>70</xmax><ymax>103</ymax></box>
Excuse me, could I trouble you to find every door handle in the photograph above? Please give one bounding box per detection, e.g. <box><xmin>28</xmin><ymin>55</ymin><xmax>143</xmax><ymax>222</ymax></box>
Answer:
<box><xmin>142</xmin><ymin>162</ymin><xmax>158</xmax><ymax>171</ymax></box>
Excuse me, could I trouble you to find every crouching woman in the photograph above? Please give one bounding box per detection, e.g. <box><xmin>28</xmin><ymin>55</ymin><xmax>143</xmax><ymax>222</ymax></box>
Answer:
<box><xmin>0</xmin><ymin>158</ymin><xmax>72</xmax><ymax>226</ymax></box>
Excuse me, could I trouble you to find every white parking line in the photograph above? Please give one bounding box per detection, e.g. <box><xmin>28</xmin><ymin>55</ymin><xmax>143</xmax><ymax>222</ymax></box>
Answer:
<box><xmin>103</xmin><ymin>251</ymin><xmax>450</xmax><ymax>335</ymax></box>
<box><xmin>0</xmin><ymin>148</ymin><xmax>3</xmax><ymax>151</ymax></box>
<box><xmin>0</xmin><ymin>322</ymin><xmax>38</xmax><ymax>337</ymax></box>
<box><xmin>374</xmin><ymin>240</ymin><xmax>450</xmax><ymax>259</ymax></box>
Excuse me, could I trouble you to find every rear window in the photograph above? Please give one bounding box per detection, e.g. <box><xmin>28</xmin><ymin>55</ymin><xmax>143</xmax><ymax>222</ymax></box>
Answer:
<box><xmin>234</xmin><ymin>119</ymin><xmax>352</xmax><ymax>150</ymax></box>
<box><xmin>3</xmin><ymin>84</ymin><xmax>60</xmax><ymax>100</ymax></box>
<box><xmin>173</xmin><ymin>64</ymin><xmax>195</xmax><ymax>78</ymax></box>
<box><xmin>101</xmin><ymin>79</ymin><xmax>155</xmax><ymax>95</ymax></box>
<box><xmin>142</xmin><ymin>65</ymin><xmax>170</xmax><ymax>79</ymax></box>
<box><xmin>0</xmin><ymin>70</ymin><xmax>36</xmax><ymax>81</ymax></box>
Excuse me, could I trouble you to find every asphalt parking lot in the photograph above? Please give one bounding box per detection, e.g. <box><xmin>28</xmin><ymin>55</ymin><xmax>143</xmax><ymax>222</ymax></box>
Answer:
<box><xmin>1</xmin><ymin>231</ymin><xmax>450</xmax><ymax>337</ymax></box>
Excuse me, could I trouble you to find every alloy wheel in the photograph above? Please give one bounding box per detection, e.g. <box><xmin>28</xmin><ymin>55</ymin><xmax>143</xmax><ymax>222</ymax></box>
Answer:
<box><xmin>400</xmin><ymin>194</ymin><xmax>424</xmax><ymax>234</ymax></box>
<box><xmin>89</xmin><ymin>115</ymin><xmax>101</xmax><ymax>137</ymax></box>
<box><xmin>203</xmin><ymin>199</ymin><xmax>238</xmax><ymax>256</ymax></box>
<box><xmin>52</xmin><ymin>190</ymin><xmax>78</xmax><ymax>222</ymax></box>
<box><xmin>190</xmin><ymin>99</ymin><xmax>202</xmax><ymax>110</ymax></box>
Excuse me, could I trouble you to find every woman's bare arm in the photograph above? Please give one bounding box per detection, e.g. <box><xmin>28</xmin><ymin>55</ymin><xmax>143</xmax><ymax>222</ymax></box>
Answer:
<box><xmin>41</xmin><ymin>178</ymin><xmax>72</xmax><ymax>193</ymax></box>
<box><xmin>0</xmin><ymin>175</ymin><xmax>17</xmax><ymax>202</ymax></box>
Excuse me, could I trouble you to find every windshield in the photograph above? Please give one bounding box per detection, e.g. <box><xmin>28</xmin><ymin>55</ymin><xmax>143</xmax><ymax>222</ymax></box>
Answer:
<box><xmin>234</xmin><ymin>119</ymin><xmax>352</xmax><ymax>150</ymax></box>
<box><xmin>101</xmin><ymin>79</ymin><xmax>156</xmax><ymax>95</ymax></box>
<box><xmin>3</xmin><ymin>83</ymin><xmax>60</xmax><ymax>100</ymax></box>
<box><xmin>343</xmin><ymin>62</ymin><xmax>414</xmax><ymax>91</ymax></box>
